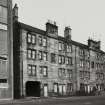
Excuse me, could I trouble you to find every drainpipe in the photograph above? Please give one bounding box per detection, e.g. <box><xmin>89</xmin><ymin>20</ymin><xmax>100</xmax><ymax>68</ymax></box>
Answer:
<box><xmin>20</xmin><ymin>29</ymin><xmax>24</xmax><ymax>98</ymax></box>
<box><xmin>75</xmin><ymin>46</ymin><xmax>77</xmax><ymax>93</ymax></box>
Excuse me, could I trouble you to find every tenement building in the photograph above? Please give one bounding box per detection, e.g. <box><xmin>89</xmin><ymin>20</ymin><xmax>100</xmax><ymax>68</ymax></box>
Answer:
<box><xmin>0</xmin><ymin>0</ymin><xmax>13</xmax><ymax>99</ymax></box>
<box><xmin>13</xmin><ymin>5</ymin><xmax>105</xmax><ymax>98</ymax></box>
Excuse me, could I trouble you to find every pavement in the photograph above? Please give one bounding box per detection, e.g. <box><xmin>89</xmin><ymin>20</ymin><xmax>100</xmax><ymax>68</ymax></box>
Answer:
<box><xmin>0</xmin><ymin>96</ymin><xmax>103</xmax><ymax>104</ymax></box>
<box><xmin>0</xmin><ymin>96</ymin><xmax>104</xmax><ymax>104</ymax></box>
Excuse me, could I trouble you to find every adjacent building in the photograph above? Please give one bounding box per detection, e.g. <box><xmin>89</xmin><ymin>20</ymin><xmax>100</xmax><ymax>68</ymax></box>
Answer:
<box><xmin>13</xmin><ymin>5</ymin><xmax>105</xmax><ymax>98</ymax></box>
<box><xmin>0</xmin><ymin>0</ymin><xmax>13</xmax><ymax>99</ymax></box>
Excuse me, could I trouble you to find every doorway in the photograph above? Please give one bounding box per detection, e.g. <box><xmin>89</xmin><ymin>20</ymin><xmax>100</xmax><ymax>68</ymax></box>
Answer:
<box><xmin>26</xmin><ymin>81</ymin><xmax>40</xmax><ymax>97</ymax></box>
<box><xmin>44</xmin><ymin>84</ymin><xmax>48</xmax><ymax>97</ymax></box>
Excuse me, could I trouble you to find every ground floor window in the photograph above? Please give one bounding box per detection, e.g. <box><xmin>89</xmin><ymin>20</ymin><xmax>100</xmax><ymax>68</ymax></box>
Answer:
<box><xmin>63</xmin><ymin>85</ymin><xmax>66</xmax><ymax>94</ymax></box>
<box><xmin>96</xmin><ymin>84</ymin><xmax>104</xmax><ymax>91</ymax></box>
<box><xmin>0</xmin><ymin>79</ymin><xmax>8</xmax><ymax>88</ymax></box>
<box><xmin>80</xmin><ymin>83</ymin><xmax>91</xmax><ymax>93</ymax></box>
<box><xmin>67</xmin><ymin>83</ymin><xmax>73</xmax><ymax>92</ymax></box>
<box><xmin>58</xmin><ymin>84</ymin><xmax>66</xmax><ymax>95</ymax></box>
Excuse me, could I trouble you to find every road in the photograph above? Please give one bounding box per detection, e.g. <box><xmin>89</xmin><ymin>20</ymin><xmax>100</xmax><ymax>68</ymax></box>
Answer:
<box><xmin>0</xmin><ymin>96</ymin><xmax>105</xmax><ymax>105</ymax></box>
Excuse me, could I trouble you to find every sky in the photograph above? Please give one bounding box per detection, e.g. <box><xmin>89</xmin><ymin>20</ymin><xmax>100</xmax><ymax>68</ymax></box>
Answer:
<box><xmin>13</xmin><ymin>0</ymin><xmax>105</xmax><ymax>51</ymax></box>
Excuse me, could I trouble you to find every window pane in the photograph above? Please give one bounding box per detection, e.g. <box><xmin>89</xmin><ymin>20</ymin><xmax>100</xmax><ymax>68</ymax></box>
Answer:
<box><xmin>58</xmin><ymin>68</ymin><xmax>62</xmax><ymax>77</ymax></box>
<box><xmin>70</xmin><ymin>57</ymin><xmax>72</xmax><ymax>65</ymax></box>
<box><xmin>32</xmin><ymin>66</ymin><xmax>36</xmax><ymax>76</ymax></box>
<box><xmin>62</xmin><ymin>43</ymin><xmax>64</xmax><ymax>51</ymax></box>
<box><xmin>62</xmin><ymin>56</ymin><xmax>65</xmax><ymax>64</ymax></box>
<box><xmin>59</xmin><ymin>42</ymin><xmax>62</xmax><ymax>50</ymax></box>
<box><xmin>32</xmin><ymin>35</ymin><xmax>36</xmax><ymax>44</ymax></box>
<box><xmin>88</xmin><ymin>61</ymin><xmax>90</xmax><ymax>69</ymax></box>
<box><xmin>28</xmin><ymin>65</ymin><xmax>32</xmax><ymax>75</ymax></box>
<box><xmin>39</xmin><ymin>51</ymin><xmax>42</xmax><ymax>60</ymax></box>
<box><xmin>67</xmin><ymin>45</ymin><xmax>72</xmax><ymax>52</ymax></box>
<box><xmin>39</xmin><ymin>36</ymin><xmax>42</xmax><ymax>45</ymax></box>
<box><xmin>2</xmin><ymin>60</ymin><xmax>6</xmax><ymax>73</ymax></box>
<box><xmin>68</xmin><ymin>70</ymin><xmax>72</xmax><ymax>79</ymax></box>
<box><xmin>27</xmin><ymin>49</ymin><xmax>31</xmax><ymax>58</ymax></box>
<box><xmin>51</xmin><ymin>53</ymin><xmax>56</xmax><ymax>63</ymax></box>
<box><xmin>32</xmin><ymin>50</ymin><xmax>36</xmax><ymax>59</ymax></box>
<box><xmin>43</xmin><ymin>38</ymin><xmax>47</xmax><ymax>46</ymax></box>
<box><xmin>62</xmin><ymin>68</ymin><xmax>64</xmax><ymax>74</ymax></box>
<box><xmin>43</xmin><ymin>52</ymin><xmax>47</xmax><ymax>61</ymax></box>
<box><xmin>66</xmin><ymin>57</ymin><xmax>69</xmax><ymax>64</ymax></box>
<box><xmin>40</xmin><ymin>66</ymin><xmax>43</xmax><ymax>74</ymax></box>
<box><xmin>0</xmin><ymin>24</ymin><xmax>7</xmax><ymax>30</ymax></box>
<box><xmin>59</xmin><ymin>56</ymin><xmax>62</xmax><ymax>64</ymax></box>
<box><xmin>70</xmin><ymin>45</ymin><xmax>72</xmax><ymax>52</ymax></box>
<box><xmin>43</xmin><ymin>67</ymin><xmax>47</xmax><ymax>76</ymax></box>
<box><xmin>27</xmin><ymin>34</ymin><xmax>31</xmax><ymax>43</ymax></box>
<box><xmin>91</xmin><ymin>61</ymin><xmax>94</xmax><ymax>68</ymax></box>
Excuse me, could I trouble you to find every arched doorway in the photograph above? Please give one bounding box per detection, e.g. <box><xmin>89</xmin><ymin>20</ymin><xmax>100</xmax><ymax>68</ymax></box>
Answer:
<box><xmin>26</xmin><ymin>81</ymin><xmax>40</xmax><ymax>97</ymax></box>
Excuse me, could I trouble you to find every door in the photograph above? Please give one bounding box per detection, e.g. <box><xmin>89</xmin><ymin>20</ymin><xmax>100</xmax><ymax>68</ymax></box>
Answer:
<box><xmin>63</xmin><ymin>85</ymin><xmax>66</xmax><ymax>95</ymax></box>
<box><xmin>59</xmin><ymin>85</ymin><xmax>63</xmax><ymax>95</ymax></box>
<box><xmin>44</xmin><ymin>84</ymin><xmax>48</xmax><ymax>97</ymax></box>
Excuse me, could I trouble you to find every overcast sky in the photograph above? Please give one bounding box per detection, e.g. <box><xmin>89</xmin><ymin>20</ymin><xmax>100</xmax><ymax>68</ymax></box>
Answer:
<box><xmin>13</xmin><ymin>0</ymin><xmax>105</xmax><ymax>51</ymax></box>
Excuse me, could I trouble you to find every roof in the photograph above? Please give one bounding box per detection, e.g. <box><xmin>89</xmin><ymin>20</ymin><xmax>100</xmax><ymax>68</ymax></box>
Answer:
<box><xmin>58</xmin><ymin>36</ymin><xmax>88</xmax><ymax>49</ymax></box>
<box><xmin>71</xmin><ymin>40</ymin><xmax>88</xmax><ymax>49</ymax></box>
<box><xmin>17</xmin><ymin>22</ymin><xmax>105</xmax><ymax>53</ymax></box>
<box><xmin>19</xmin><ymin>22</ymin><xmax>46</xmax><ymax>35</ymax></box>
<box><xmin>89</xmin><ymin>48</ymin><xmax>105</xmax><ymax>54</ymax></box>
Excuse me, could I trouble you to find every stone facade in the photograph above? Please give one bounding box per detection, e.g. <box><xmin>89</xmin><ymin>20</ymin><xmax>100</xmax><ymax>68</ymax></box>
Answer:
<box><xmin>13</xmin><ymin>5</ymin><xmax>105</xmax><ymax>98</ymax></box>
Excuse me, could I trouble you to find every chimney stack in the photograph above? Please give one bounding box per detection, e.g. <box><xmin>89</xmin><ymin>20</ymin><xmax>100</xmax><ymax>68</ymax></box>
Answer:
<box><xmin>46</xmin><ymin>20</ymin><xmax>58</xmax><ymax>37</ymax></box>
<box><xmin>64</xmin><ymin>26</ymin><xmax>72</xmax><ymax>40</ymax></box>
<box><xmin>13</xmin><ymin>4</ymin><xmax>18</xmax><ymax>22</ymax></box>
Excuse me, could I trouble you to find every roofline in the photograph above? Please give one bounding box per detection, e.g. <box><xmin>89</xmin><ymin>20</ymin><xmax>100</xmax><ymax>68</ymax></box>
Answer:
<box><xmin>17</xmin><ymin>22</ymin><xmax>105</xmax><ymax>53</ymax></box>
<box><xmin>19</xmin><ymin>22</ymin><xmax>46</xmax><ymax>35</ymax></box>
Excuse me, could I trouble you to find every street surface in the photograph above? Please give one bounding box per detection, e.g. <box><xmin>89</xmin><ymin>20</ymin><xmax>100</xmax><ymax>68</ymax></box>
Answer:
<box><xmin>0</xmin><ymin>96</ymin><xmax>105</xmax><ymax>105</ymax></box>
